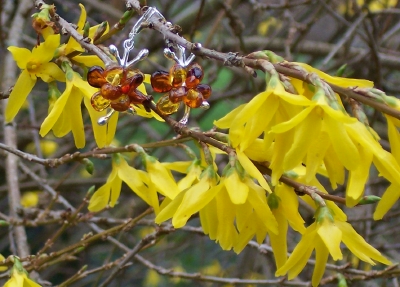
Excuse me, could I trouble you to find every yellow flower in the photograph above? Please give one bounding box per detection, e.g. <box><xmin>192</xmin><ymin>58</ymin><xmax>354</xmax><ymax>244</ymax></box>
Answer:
<box><xmin>143</xmin><ymin>154</ymin><xmax>180</xmax><ymax>200</ymax></box>
<box><xmin>276</xmin><ymin>207</ymin><xmax>391</xmax><ymax>287</ymax></box>
<box><xmin>88</xmin><ymin>154</ymin><xmax>159</xmax><ymax>213</ymax></box>
<box><xmin>162</xmin><ymin>159</ymin><xmax>203</xmax><ymax>191</ymax></box>
<box><xmin>4</xmin><ymin>257</ymin><xmax>41</xmax><ymax>287</ymax></box>
<box><xmin>267</xmin><ymin>183</ymin><xmax>306</xmax><ymax>269</ymax></box>
<box><xmin>6</xmin><ymin>34</ymin><xmax>64</xmax><ymax>122</ymax></box>
<box><xmin>57</xmin><ymin>4</ymin><xmax>109</xmax><ymax>67</ymax></box>
<box><xmin>20</xmin><ymin>191</ymin><xmax>41</xmax><ymax>208</ymax></box>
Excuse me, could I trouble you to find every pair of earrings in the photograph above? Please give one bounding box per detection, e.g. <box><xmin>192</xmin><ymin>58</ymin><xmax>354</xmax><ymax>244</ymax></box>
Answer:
<box><xmin>86</xmin><ymin>7</ymin><xmax>211</xmax><ymax>125</ymax></box>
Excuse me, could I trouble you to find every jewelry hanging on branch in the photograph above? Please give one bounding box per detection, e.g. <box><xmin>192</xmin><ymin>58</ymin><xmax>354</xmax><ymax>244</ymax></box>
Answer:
<box><xmin>151</xmin><ymin>40</ymin><xmax>212</xmax><ymax>125</ymax></box>
<box><xmin>86</xmin><ymin>7</ymin><xmax>162</xmax><ymax>125</ymax></box>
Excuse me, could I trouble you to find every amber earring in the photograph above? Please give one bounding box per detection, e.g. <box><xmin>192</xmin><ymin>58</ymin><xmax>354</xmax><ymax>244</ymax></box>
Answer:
<box><xmin>150</xmin><ymin>41</ymin><xmax>212</xmax><ymax>125</ymax></box>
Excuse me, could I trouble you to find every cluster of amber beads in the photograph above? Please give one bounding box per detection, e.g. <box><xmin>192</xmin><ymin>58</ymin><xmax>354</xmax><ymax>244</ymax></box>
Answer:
<box><xmin>150</xmin><ymin>62</ymin><xmax>212</xmax><ymax>115</ymax></box>
<box><xmin>87</xmin><ymin>66</ymin><xmax>149</xmax><ymax>112</ymax></box>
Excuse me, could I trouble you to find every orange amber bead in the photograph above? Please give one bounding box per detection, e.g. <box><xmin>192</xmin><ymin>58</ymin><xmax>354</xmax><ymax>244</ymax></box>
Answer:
<box><xmin>87</xmin><ymin>66</ymin><xmax>107</xmax><ymax>88</ymax></box>
<box><xmin>110</xmin><ymin>95</ymin><xmax>130</xmax><ymax>111</ymax></box>
<box><xmin>185</xmin><ymin>63</ymin><xmax>203</xmax><ymax>89</ymax></box>
<box><xmin>156</xmin><ymin>94</ymin><xmax>180</xmax><ymax>115</ymax></box>
<box><xmin>126</xmin><ymin>70</ymin><xmax>144</xmax><ymax>89</ymax></box>
<box><xmin>91</xmin><ymin>91</ymin><xmax>110</xmax><ymax>111</ymax></box>
<box><xmin>184</xmin><ymin>89</ymin><xmax>203</xmax><ymax>108</ymax></box>
<box><xmin>151</xmin><ymin>70</ymin><xmax>172</xmax><ymax>93</ymax></box>
<box><xmin>128</xmin><ymin>89</ymin><xmax>148</xmax><ymax>105</ymax></box>
<box><xmin>170</xmin><ymin>64</ymin><xmax>186</xmax><ymax>87</ymax></box>
<box><xmin>101</xmin><ymin>83</ymin><xmax>122</xmax><ymax>100</ymax></box>
<box><xmin>169</xmin><ymin>86</ymin><xmax>187</xmax><ymax>103</ymax></box>
<box><xmin>196</xmin><ymin>84</ymin><xmax>211</xmax><ymax>100</ymax></box>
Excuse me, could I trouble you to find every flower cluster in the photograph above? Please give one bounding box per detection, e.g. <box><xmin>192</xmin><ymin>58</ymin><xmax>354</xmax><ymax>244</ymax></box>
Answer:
<box><xmin>151</xmin><ymin>62</ymin><xmax>212</xmax><ymax>115</ymax></box>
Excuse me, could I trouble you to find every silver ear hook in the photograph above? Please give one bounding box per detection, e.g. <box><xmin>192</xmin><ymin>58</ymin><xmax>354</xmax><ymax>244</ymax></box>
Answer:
<box><xmin>98</xmin><ymin>110</ymin><xmax>115</xmax><ymax>126</ymax></box>
<box><xmin>163</xmin><ymin>41</ymin><xmax>197</xmax><ymax>67</ymax></box>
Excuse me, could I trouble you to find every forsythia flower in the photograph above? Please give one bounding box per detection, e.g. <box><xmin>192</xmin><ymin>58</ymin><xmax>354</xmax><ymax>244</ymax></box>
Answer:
<box><xmin>276</xmin><ymin>206</ymin><xmax>391</xmax><ymax>287</ymax></box>
<box><xmin>6</xmin><ymin>34</ymin><xmax>64</xmax><ymax>122</ymax></box>
<box><xmin>0</xmin><ymin>254</ymin><xmax>7</xmax><ymax>272</ymax></box>
<box><xmin>4</xmin><ymin>257</ymin><xmax>41</xmax><ymax>287</ymax></box>
<box><xmin>88</xmin><ymin>154</ymin><xmax>159</xmax><ymax>213</ymax></box>
<box><xmin>40</xmin><ymin>63</ymin><xmax>98</xmax><ymax>148</ymax></box>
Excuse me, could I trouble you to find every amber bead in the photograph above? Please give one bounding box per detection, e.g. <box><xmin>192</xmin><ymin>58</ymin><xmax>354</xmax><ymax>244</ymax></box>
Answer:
<box><xmin>170</xmin><ymin>64</ymin><xmax>186</xmax><ymax>87</ymax></box>
<box><xmin>196</xmin><ymin>84</ymin><xmax>212</xmax><ymax>100</ymax></box>
<box><xmin>128</xmin><ymin>89</ymin><xmax>148</xmax><ymax>105</ymax></box>
<box><xmin>91</xmin><ymin>91</ymin><xmax>110</xmax><ymax>111</ymax></box>
<box><xmin>169</xmin><ymin>86</ymin><xmax>187</xmax><ymax>103</ymax></box>
<box><xmin>110</xmin><ymin>95</ymin><xmax>130</xmax><ymax>111</ymax></box>
<box><xmin>105</xmin><ymin>67</ymin><xmax>124</xmax><ymax>85</ymax></box>
<box><xmin>185</xmin><ymin>63</ymin><xmax>203</xmax><ymax>89</ymax></box>
<box><xmin>151</xmin><ymin>70</ymin><xmax>172</xmax><ymax>93</ymax></box>
<box><xmin>156</xmin><ymin>94</ymin><xmax>180</xmax><ymax>115</ymax></box>
<box><xmin>125</xmin><ymin>70</ymin><xmax>144</xmax><ymax>89</ymax></box>
<box><xmin>184</xmin><ymin>89</ymin><xmax>203</xmax><ymax>108</ymax></box>
<box><xmin>87</xmin><ymin>66</ymin><xmax>107</xmax><ymax>88</ymax></box>
<box><xmin>101</xmin><ymin>83</ymin><xmax>122</xmax><ymax>100</ymax></box>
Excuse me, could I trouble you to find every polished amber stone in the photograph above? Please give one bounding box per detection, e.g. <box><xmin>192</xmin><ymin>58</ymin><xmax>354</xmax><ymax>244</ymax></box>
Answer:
<box><xmin>110</xmin><ymin>95</ymin><xmax>130</xmax><ymax>111</ymax></box>
<box><xmin>128</xmin><ymin>89</ymin><xmax>148</xmax><ymax>105</ymax></box>
<box><xmin>184</xmin><ymin>88</ymin><xmax>203</xmax><ymax>108</ymax></box>
<box><xmin>87</xmin><ymin>66</ymin><xmax>107</xmax><ymax>88</ymax></box>
<box><xmin>101</xmin><ymin>83</ymin><xmax>122</xmax><ymax>100</ymax></box>
<box><xmin>196</xmin><ymin>84</ymin><xmax>212</xmax><ymax>100</ymax></box>
<box><xmin>169</xmin><ymin>86</ymin><xmax>187</xmax><ymax>103</ymax></box>
<box><xmin>156</xmin><ymin>94</ymin><xmax>180</xmax><ymax>115</ymax></box>
<box><xmin>185</xmin><ymin>63</ymin><xmax>203</xmax><ymax>89</ymax></box>
<box><xmin>91</xmin><ymin>91</ymin><xmax>110</xmax><ymax>111</ymax></box>
<box><xmin>170</xmin><ymin>64</ymin><xmax>186</xmax><ymax>87</ymax></box>
<box><xmin>125</xmin><ymin>70</ymin><xmax>144</xmax><ymax>89</ymax></box>
<box><xmin>105</xmin><ymin>67</ymin><xmax>124</xmax><ymax>85</ymax></box>
<box><xmin>151</xmin><ymin>70</ymin><xmax>172</xmax><ymax>93</ymax></box>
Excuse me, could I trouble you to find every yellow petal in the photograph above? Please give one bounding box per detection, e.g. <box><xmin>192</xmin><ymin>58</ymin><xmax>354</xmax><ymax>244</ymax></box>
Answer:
<box><xmin>214</xmin><ymin>104</ymin><xmax>246</xmax><ymax>129</ymax></box>
<box><xmin>199</xmin><ymin>198</ymin><xmax>218</xmax><ymax>240</ymax></box>
<box><xmin>270</xmin><ymin>106</ymin><xmax>314</xmax><ymax>134</ymax></box>
<box><xmin>77</xmin><ymin>4</ymin><xmax>87</xmax><ymax>31</ymax></box>
<box><xmin>5</xmin><ymin>70</ymin><xmax>36</xmax><ymax>122</ymax></box>
<box><xmin>324</xmin><ymin>115</ymin><xmax>360</xmax><ymax>170</ymax></box>
<box><xmin>118</xmin><ymin>159</ymin><xmax>160</xmax><ymax>213</ymax></box>
<box><xmin>162</xmin><ymin>161</ymin><xmax>192</xmax><ymax>174</ymax></box>
<box><xmin>233</xmin><ymin>213</ymin><xmax>258</xmax><ymax>254</ymax></box>
<box><xmin>374</xmin><ymin>184</ymin><xmax>400</xmax><ymax>220</ymax></box>
<box><xmin>269</xmin><ymin>211</ymin><xmax>288</xmax><ymax>269</ymax></box>
<box><xmin>155</xmin><ymin>192</ymin><xmax>185</xmax><ymax>224</ymax></box>
<box><xmin>346</xmin><ymin>146</ymin><xmax>373</xmax><ymax>207</ymax></box>
<box><xmin>317</xmin><ymin>220</ymin><xmax>342</xmax><ymax>260</ymax></box>
<box><xmin>36</xmin><ymin>62</ymin><xmax>65</xmax><ymax>82</ymax></box>
<box><xmin>323</xmin><ymin>145</ymin><xmax>345</xmax><ymax>189</ymax></box>
<box><xmin>294</xmin><ymin>62</ymin><xmax>374</xmax><ymax>88</ymax></box>
<box><xmin>173</xmin><ymin>179</ymin><xmax>221</xmax><ymax>228</ymax></box>
<box><xmin>338</xmin><ymin>221</ymin><xmax>392</xmax><ymax>265</ymax></box>
<box><xmin>387</xmin><ymin>116</ymin><xmax>400</xmax><ymax>164</ymax></box>
<box><xmin>32</xmin><ymin>34</ymin><xmax>60</xmax><ymax>63</ymax></box>
<box><xmin>146</xmin><ymin>158</ymin><xmax>180</xmax><ymax>199</ymax></box>
<box><xmin>236</xmin><ymin>149</ymin><xmax>272</xmax><ymax>193</ymax></box>
<box><xmin>83</xmin><ymin>97</ymin><xmax>107</xmax><ymax>148</ymax></box>
<box><xmin>65</xmin><ymin>88</ymin><xmax>85</xmax><ymax>148</ymax></box>
<box><xmin>88</xmin><ymin>182</ymin><xmax>112</xmax><ymax>212</ymax></box>
<box><xmin>7</xmin><ymin>46</ymin><xmax>31</xmax><ymax>69</ymax></box>
<box><xmin>109</xmin><ymin>175</ymin><xmax>122</xmax><ymax>207</ymax></box>
<box><xmin>276</xmin><ymin>184</ymin><xmax>306</xmax><ymax>233</ymax></box>
<box><xmin>106</xmin><ymin>111</ymin><xmax>119</xmax><ymax>146</ymax></box>
<box><xmin>225</xmin><ymin>171</ymin><xmax>249</xmax><ymax>204</ymax></box>
<box><xmin>73</xmin><ymin>55</ymin><xmax>105</xmax><ymax>68</ymax></box>
<box><xmin>305</xmin><ymin>131</ymin><xmax>330</xmax><ymax>183</ymax></box>
<box><xmin>312</xmin><ymin>237</ymin><xmax>329</xmax><ymax>287</ymax></box>
<box><xmin>215</xmin><ymin>189</ymin><xmax>238</xmax><ymax>250</ymax></box>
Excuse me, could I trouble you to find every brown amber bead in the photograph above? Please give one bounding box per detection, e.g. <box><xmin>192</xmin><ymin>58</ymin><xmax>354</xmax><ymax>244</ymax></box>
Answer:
<box><xmin>151</xmin><ymin>70</ymin><xmax>172</xmax><ymax>93</ymax></box>
<box><xmin>196</xmin><ymin>84</ymin><xmax>212</xmax><ymax>100</ymax></box>
<box><xmin>128</xmin><ymin>89</ymin><xmax>148</xmax><ymax>105</ymax></box>
<box><xmin>184</xmin><ymin>89</ymin><xmax>203</xmax><ymax>108</ymax></box>
<box><xmin>169</xmin><ymin>86</ymin><xmax>187</xmax><ymax>103</ymax></box>
<box><xmin>91</xmin><ymin>91</ymin><xmax>110</xmax><ymax>111</ymax></box>
<box><xmin>185</xmin><ymin>63</ymin><xmax>203</xmax><ymax>89</ymax></box>
<box><xmin>110</xmin><ymin>95</ymin><xmax>130</xmax><ymax>111</ymax></box>
<box><xmin>170</xmin><ymin>64</ymin><xmax>187</xmax><ymax>87</ymax></box>
<box><xmin>156</xmin><ymin>94</ymin><xmax>180</xmax><ymax>115</ymax></box>
<box><xmin>101</xmin><ymin>83</ymin><xmax>122</xmax><ymax>100</ymax></box>
<box><xmin>87</xmin><ymin>66</ymin><xmax>107</xmax><ymax>88</ymax></box>
<box><xmin>125</xmin><ymin>70</ymin><xmax>144</xmax><ymax>89</ymax></box>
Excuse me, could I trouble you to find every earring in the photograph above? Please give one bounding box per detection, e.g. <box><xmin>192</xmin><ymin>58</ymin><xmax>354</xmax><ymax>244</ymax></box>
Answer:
<box><xmin>150</xmin><ymin>40</ymin><xmax>212</xmax><ymax>125</ymax></box>
<box><xmin>86</xmin><ymin>7</ymin><xmax>160</xmax><ymax>125</ymax></box>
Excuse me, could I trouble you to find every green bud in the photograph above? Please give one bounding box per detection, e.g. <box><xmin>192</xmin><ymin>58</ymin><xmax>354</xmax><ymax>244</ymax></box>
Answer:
<box><xmin>121</xmin><ymin>10</ymin><xmax>135</xmax><ymax>24</ymax></box>
<box><xmin>112</xmin><ymin>153</ymin><xmax>122</xmax><ymax>165</ymax></box>
<box><xmin>263</xmin><ymin>50</ymin><xmax>284</xmax><ymax>63</ymax></box>
<box><xmin>93</xmin><ymin>21</ymin><xmax>108</xmax><ymax>42</ymax></box>
<box><xmin>0</xmin><ymin>220</ymin><xmax>9</xmax><ymax>226</ymax></box>
<box><xmin>82</xmin><ymin>158</ymin><xmax>94</xmax><ymax>175</ymax></box>
<box><xmin>337</xmin><ymin>273</ymin><xmax>347</xmax><ymax>287</ymax></box>
<box><xmin>86</xmin><ymin>186</ymin><xmax>96</xmax><ymax>197</ymax></box>
<box><xmin>358</xmin><ymin>195</ymin><xmax>381</xmax><ymax>205</ymax></box>
<box><xmin>83</xmin><ymin>21</ymin><xmax>90</xmax><ymax>38</ymax></box>
<box><xmin>315</xmin><ymin>206</ymin><xmax>334</xmax><ymax>224</ymax></box>
<box><xmin>267</xmin><ymin>193</ymin><xmax>280</xmax><ymax>209</ymax></box>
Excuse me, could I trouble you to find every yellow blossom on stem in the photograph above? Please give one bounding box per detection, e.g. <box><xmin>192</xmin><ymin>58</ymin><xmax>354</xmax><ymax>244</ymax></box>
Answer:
<box><xmin>88</xmin><ymin>154</ymin><xmax>159</xmax><ymax>213</ymax></box>
<box><xmin>0</xmin><ymin>254</ymin><xmax>7</xmax><ymax>272</ymax></box>
<box><xmin>40</xmin><ymin>63</ymin><xmax>98</xmax><ymax>148</ymax></box>
<box><xmin>4</xmin><ymin>257</ymin><xmax>41</xmax><ymax>287</ymax></box>
<box><xmin>6</xmin><ymin>34</ymin><xmax>64</xmax><ymax>122</ymax></box>
<box><xmin>276</xmin><ymin>206</ymin><xmax>391</xmax><ymax>287</ymax></box>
